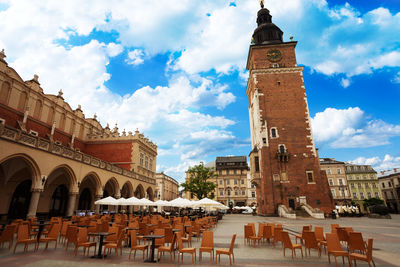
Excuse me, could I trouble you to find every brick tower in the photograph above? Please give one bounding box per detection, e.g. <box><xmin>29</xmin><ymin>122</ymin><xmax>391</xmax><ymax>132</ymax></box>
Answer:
<box><xmin>246</xmin><ymin>3</ymin><xmax>334</xmax><ymax>215</ymax></box>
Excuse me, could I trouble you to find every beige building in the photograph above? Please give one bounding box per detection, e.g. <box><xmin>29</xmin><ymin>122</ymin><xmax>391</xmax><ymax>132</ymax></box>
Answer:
<box><xmin>320</xmin><ymin>158</ymin><xmax>351</xmax><ymax>206</ymax></box>
<box><xmin>346</xmin><ymin>163</ymin><xmax>381</xmax><ymax>211</ymax></box>
<box><xmin>215</xmin><ymin>156</ymin><xmax>249</xmax><ymax>207</ymax></box>
<box><xmin>0</xmin><ymin>50</ymin><xmax>156</xmax><ymax>220</ymax></box>
<box><xmin>378</xmin><ymin>168</ymin><xmax>400</xmax><ymax>213</ymax></box>
<box><xmin>247</xmin><ymin>172</ymin><xmax>257</xmax><ymax>207</ymax></box>
<box><xmin>155</xmin><ymin>172</ymin><xmax>179</xmax><ymax>201</ymax></box>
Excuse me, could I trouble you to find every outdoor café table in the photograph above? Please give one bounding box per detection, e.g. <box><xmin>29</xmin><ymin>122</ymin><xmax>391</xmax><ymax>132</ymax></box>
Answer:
<box><xmin>143</xmin><ymin>234</ymin><xmax>165</xmax><ymax>263</ymax></box>
<box><xmin>33</xmin><ymin>222</ymin><xmax>50</xmax><ymax>243</ymax></box>
<box><xmin>88</xmin><ymin>232</ymin><xmax>115</xmax><ymax>259</ymax></box>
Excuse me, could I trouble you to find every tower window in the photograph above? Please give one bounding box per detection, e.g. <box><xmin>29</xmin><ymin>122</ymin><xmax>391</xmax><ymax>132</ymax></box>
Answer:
<box><xmin>254</xmin><ymin>156</ymin><xmax>260</xmax><ymax>172</ymax></box>
<box><xmin>306</xmin><ymin>171</ymin><xmax>314</xmax><ymax>183</ymax></box>
<box><xmin>279</xmin><ymin>145</ymin><xmax>285</xmax><ymax>154</ymax></box>
<box><xmin>277</xmin><ymin>81</ymin><xmax>281</xmax><ymax>86</ymax></box>
<box><xmin>271</xmin><ymin>128</ymin><xmax>278</xmax><ymax>138</ymax></box>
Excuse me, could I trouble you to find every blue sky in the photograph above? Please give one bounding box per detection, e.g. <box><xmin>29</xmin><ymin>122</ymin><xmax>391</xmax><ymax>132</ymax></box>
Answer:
<box><xmin>0</xmin><ymin>0</ymin><xmax>399</xmax><ymax>182</ymax></box>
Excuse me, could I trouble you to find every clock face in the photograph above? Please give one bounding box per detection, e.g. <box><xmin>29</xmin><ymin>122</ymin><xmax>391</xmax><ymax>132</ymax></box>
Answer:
<box><xmin>266</xmin><ymin>49</ymin><xmax>282</xmax><ymax>62</ymax></box>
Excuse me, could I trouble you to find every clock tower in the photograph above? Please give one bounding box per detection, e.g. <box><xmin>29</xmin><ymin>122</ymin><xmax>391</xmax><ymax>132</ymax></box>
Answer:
<box><xmin>246</xmin><ymin>4</ymin><xmax>334</xmax><ymax>215</ymax></box>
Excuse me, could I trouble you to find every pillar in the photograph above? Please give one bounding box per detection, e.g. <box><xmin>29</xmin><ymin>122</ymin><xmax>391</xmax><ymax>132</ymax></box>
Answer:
<box><xmin>95</xmin><ymin>195</ymin><xmax>102</xmax><ymax>214</ymax></box>
<box><xmin>27</xmin><ymin>189</ymin><xmax>41</xmax><ymax>218</ymax></box>
<box><xmin>66</xmin><ymin>192</ymin><xmax>78</xmax><ymax>217</ymax></box>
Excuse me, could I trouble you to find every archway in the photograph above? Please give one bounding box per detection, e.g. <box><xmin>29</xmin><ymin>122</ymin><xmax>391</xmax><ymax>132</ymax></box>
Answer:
<box><xmin>78</xmin><ymin>188</ymin><xmax>92</xmax><ymax>210</ymax></box>
<box><xmin>78</xmin><ymin>173</ymin><xmax>100</xmax><ymax>211</ymax></box>
<box><xmin>103</xmin><ymin>178</ymin><xmax>119</xmax><ymax>198</ymax></box>
<box><xmin>8</xmin><ymin>180</ymin><xmax>32</xmax><ymax>219</ymax></box>
<box><xmin>49</xmin><ymin>184</ymin><xmax>68</xmax><ymax>217</ymax></box>
<box><xmin>134</xmin><ymin>184</ymin><xmax>145</xmax><ymax>198</ymax></box>
<box><xmin>146</xmin><ymin>187</ymin><xmax>154</xmax><ymax>201</ymax></box>
<box><xmin>121</xmin><ymin>182</ymin><xmax>133</xmax><ymax>198</ymax></box>
<box><xmin>0</xmin><ymin>155</ymin><xmax>39</xmax><ymax>219</ymax></box>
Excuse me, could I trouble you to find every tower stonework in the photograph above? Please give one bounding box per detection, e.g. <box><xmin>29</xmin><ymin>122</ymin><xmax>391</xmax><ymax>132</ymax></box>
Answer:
<box><xmin>246</xmin><ymin>6</ymin><xmax>334</xmax><ymax>215</ymax></box>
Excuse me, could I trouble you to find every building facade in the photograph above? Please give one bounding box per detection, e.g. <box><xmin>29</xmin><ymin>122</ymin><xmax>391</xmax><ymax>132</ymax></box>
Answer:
<box><xmin>215</xmin><ymin>156</ymin><xmax>249</xmax><ymax>207</ymax></box>
<box><xmin>345</xmin><ymin>164</ymin><xmax>381</xmax><ymax>211</ymax></box>
<box><xmin>378</xmin><ymin>168</ymin><xmax>400</xmax><ymax>213</ymax></box>
<box><xmin>0</xmin><ymin>50</ymin><xmax>156</xmax><ymax>220</ymax></box>
<box><xmin>246</xmin><ymin>5</ymin><xmax>334</xmax><ymax>215</ymax></box>
<box><xmin>320</xmin><ymin>158</ymin><xmax>351</xmax><ymax>206</ymax></box>
<box><xmin>155</xmin><ymin>172</ymin><xmax>179</xmax><ymax>201</ymax></box>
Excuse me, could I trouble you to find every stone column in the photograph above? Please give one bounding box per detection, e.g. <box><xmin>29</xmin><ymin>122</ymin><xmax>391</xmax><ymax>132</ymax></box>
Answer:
<box><xmin>95</xmin><ymin>195</ymin><xmax>102</xmax><ymax>214</ymax></box>
<box><xmin>27</xmin><ymin>189</ymin><xmax>41</xmax><ymax>218</ymax></box>
<box><xmin>66</xmin><ymin>192</ymin><xmax>78</xmax><ymax>217</ymax></box>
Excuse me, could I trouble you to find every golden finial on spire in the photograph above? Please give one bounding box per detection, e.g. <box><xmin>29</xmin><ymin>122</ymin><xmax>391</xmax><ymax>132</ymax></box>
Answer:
<box><xmin>260</xmin><ymin>0</ymin><xmax>264</xmax><ymax>8</ymax></box>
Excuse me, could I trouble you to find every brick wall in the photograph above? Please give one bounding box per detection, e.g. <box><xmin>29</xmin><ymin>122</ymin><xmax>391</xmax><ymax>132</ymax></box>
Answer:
<box><xmin>84</xmin><ymin>142</ymin><xmax>133</xmax><ymax>170</ymax></box>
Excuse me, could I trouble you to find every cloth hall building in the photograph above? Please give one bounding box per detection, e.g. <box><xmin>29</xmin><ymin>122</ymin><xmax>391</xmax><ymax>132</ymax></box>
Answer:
<box><xmin>0</xmin><ymin>49</ymin><xmax>157</xmax><ymax>221</ymax></box>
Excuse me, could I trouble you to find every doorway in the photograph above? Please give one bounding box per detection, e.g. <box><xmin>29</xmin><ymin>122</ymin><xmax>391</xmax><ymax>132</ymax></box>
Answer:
<box><xmin>49</xmin><ymin>184</ymin><xmax>68</xmax><ymax>217</ymax></box>
<box><xmin>8</xmin><ymin>180</ymin><xmax>32</xmax><ymax>219</ymax></box>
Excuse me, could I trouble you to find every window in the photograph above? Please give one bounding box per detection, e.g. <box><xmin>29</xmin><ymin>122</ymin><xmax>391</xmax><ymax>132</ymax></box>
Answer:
<box><xmin>370</xmin><ymin>174</ymin><xmax>375</xmax><ymax>179</ymax></box>
<box><xmin>254</xmin><ymin>156</ymin><xmax>260</xmax><ymax>172</ymax></box>
<box><xmin>226</xmin><ymin>179</ymin><xmax>230</xmax><ymax>185</ymax></box>
<box><xmin>219</xmin><ymin>170</ymin><xmax>222</xmax><ymax>175</ymax></box>
<box><xmin>306</xmin><ymin>171</ymin><xmax>314</xmax><ymax>183</ymax></box>
<box><xmin>227</xmin><ymin>189</ymin><xmax>231</xmax><ymax>196</ymax></box>
<box><xmin>327</xmin><ymin>169</ymin><xmax>331</xmax><ymax>175</ymax></box>
<box><xmin>234</xmin><ymin>179</ymin><xmax>238</xmax><ymax>185</ymax></box>
<box><xmin>219</xmin><ymin>180</ymin><xmax>222</xmax><ymax>185</ymax></box>
<box><xmin>381</xmin><ymin>183</ymin><xmax>385</xmax><ymax>188</ymax></box>
<box><xmin>388</xmin><ymin>181</ymin><xmax>392</xmax><ymax>187</ymax></box>
<box><xmin>358</xmin><ymin>183</ymin><xmax>362</xmax><ymax>188</ymax></box>
<box><xmin>372</xmin><ymin>183</ymin><xmax>377</xmax><ymax>188</ymax></box>
<box><xmin>241</xmin><ymin>179</ymin><xmax>244</xmax><ymax>185</ymax></box>
<box><xmin>365</xmin><ymin>183</ymin><xmax>369</xmax><ymax>188</ymax></box>
<box><xmin>251</xmin><ymin>191</ymin><xmax>255</xmax><ymax>198</ymax></box>
<box><xmin>363</xmin><ymin>175</ymin><xmax>367</xmax><ymax>180</ymax></box>
<box><xmin>367</xmin><ymin>192</ymin><xmax>372</xmax><ymax>199</ymax></box>
<box><xmin>145</xmin><ymin>156</ymin><xmax>148</xmax><ymax>168</ymax></box>
<box><xmin>0</xmin><ymin>82</ymin><xmax>11</xmax><ymax>104</ymax></box>
<box><xmin>340</xmin><ymin>189</ymin><xmax>345</xmax><ymax>197</ymax></box>
<box><xmin>353</xmin><ymin>192</ymin><xmax>358</xmax><ymax>199</ymax></box>
<box><xmin>374</xmin><ymin>192</ymin><xmax>379</xmax><ymax>198</ymax></box>
<box><xmin>337</xmin><ymin>169</ymin><xmax>341</xmax><ymax>174</ymax></box>
<box><xmin>235</xmin><ymin>190</ymin><xmax>238</xmax><ymax>196</ymax></box>
<box><xmin>360</xmin><ymin>192</ymin><xmax>365</xmax><ymax>199</ymax></box>
<box><xmin>356</xmin><ymin>176</ymin><xmax>360</xmax><ymax>180</ymax></box>
<box><xmin>251</xmin><ymin>184</ymin><xmax>255</xmax><ymax>189</ymax></box>
<box><xmin>331</xmin><ymin>189</ymin><xmax>336</xmax><ymax>197</ymax></box>
<box><xmin>273</xmin><ymin>174</ymin><xmax>280</xmax><ymax>181</ymax></box>
<box><xmin>271</xmin><ymin>128</ymin><xmax>277</xmax><ymax>138</ymax></box>
<box><xmin>140</xmin><ymin>153</ymin><xmax>144</xmax><ymax>166</ymax></box>
<box><xmin>149</xmin><ymin>159</ymin><xmax>153</xmax><ymax>170</ymax></box>
<box><xmin>219</xmin><ymin>189</ymin><xmax>223</xmax><ymax>196</ymax></box>
<box><xmin>329</xmin><ymin>179</ymin><xmax>333</xmax><ymax>186</ymax></box>
<box><xmin>242</xmin><ymin>189</ymin><xmax>245</xmax><ymax>195</ymax></box>
<box><xmin>338</xmin><ymin>179</ymin><xmax>343</xmax><ymax>186</ymax></box>
<box><xmin>351</xmin><ymin>183</ymin><xmax>354</xmax><ymax>188</ymax></box>
<box><xmin>281</xmin><ymin>172</ymin><xmax>287</xmax><ymax>181</ymax></box>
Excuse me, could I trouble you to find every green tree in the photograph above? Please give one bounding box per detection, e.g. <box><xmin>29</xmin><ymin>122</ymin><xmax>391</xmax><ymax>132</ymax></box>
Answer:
<box><xmin>181</xmin><ymin>162</ymin><xmax>217</xmax><ymax>200</ymax></box>
<box><xmin>363</xmin><ymin>197</ymin><xmax>384</xmax><ymax>207</ymax></box>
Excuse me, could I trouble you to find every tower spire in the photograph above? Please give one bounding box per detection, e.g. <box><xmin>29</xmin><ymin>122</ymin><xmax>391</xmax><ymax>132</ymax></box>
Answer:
<box><xmin>252</xmin><ymin>1</ymin><xmax>283</xmax><ymax>45</ymax></box>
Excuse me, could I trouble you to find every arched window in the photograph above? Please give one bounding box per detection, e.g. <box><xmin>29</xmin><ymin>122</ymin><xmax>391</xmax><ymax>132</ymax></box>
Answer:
<box><xmin>0</xmin><ymin>82</ymin><xmax>11</xmax><ymax>104</ymax></box>
<box><xmin>279</xmin><ymin>145</ymin><xmax>285</xmax><ymax>154</ymax></box>
<box><xmin>17</xmin><ymin>91</ymin><xmax>27</xmax><ymax>111</ymax></box>
<box><xmin>33</xmin><ymin>100</ymin><xmax>42</xmax><ymax>119</ymax></box>
<box><xmin>47</xmin><ymin>106</ymin><xmax>55</xmax><ymax>124</ymax></box>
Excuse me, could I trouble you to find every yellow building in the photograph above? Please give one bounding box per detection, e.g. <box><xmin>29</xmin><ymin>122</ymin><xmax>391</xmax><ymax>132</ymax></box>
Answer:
<box><xmin>155</xmin><ymin>172</ymin><xmax>179</xmax><ymax>201</ymax></box>
<box><xmin>320</xmin><ymin>158</ymin><xmax>351</xmax><ymax>206</ymax></box>
<box><xmin>346</xmin><ymin>163</ymin><xmax>381</xmax><ymax>211</ymax></box>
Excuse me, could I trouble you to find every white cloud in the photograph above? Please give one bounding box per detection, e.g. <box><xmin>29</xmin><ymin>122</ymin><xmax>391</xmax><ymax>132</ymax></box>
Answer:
<box><xmin>106</xmin><ymin>43</ymin><xmax>123</xmax><ymax>57</ymax></box>
<box><xmin>312</xmin><ymin>107</ymin><xmax>400</xmax><ymax>148</ymax></box>
<box><xmin>125</xmin><ymin>49</ymin><xmax>145</xmax><ymax>66</ymax></box>
<box><xmin>351</xmin><ymin>154</ymin><xmax>400</xmax><ymax>171</ymax></box>
<box><xmin>311</xmin><ymin>107</ymin><xmax>363</xmax><ymax>142</ymax></box>
<box><xmin>340</xmin><ymin>78</ymin><xmax>350</xmax><ymax>88</ymax></box>
<box><xmin>392</xmin><ymin>71</ymin><xmax>400</xmax><ymax>84</ymax></box>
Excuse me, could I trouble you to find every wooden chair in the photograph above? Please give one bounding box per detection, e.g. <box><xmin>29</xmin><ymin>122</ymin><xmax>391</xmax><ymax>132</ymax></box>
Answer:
<box><xmin>331</xmin><ymin>224</ymin><xmax>339</xmax><ymax>233</ymax></box>
<box><xmin>38</xmin><ymin>222</ymin><xmax>61</xmax><ymax>249</ymax></box>
<box><xmin>348</xmin><ymin>232</ymin><xmax>366</xmax><ymax>254</ymax></box>
<box><xmin>350</xmin><ymin>238</ymin><xmax>376</xmax><ymax>267</ymax></box>
<box><xmin>199</xmin><ymin>231</ymin><xmax>214</xmax><ymax>263</ymax></box>
<box><xmin>273</xmin><ymin>227</ymin><xmax>283</xmax><ymax>247</ymax></box>
<box><xmin>337</xmin><ymin>228</ymin><xmax>350</xmax><ymax>248</ymax></box>
<box><xmin>326</xmin><ymin>233</ymin><xmax>351</xmax><ymax>267</ymax></box>
<box><xmin>164</xmin><ymin>227</ymin><xmax>174</xmax><ymax>244</ymax></box>
<box><xmin>0</xmin><ymin>224</ymin><xmax>16</xmax><ymax>249</ymax></box>
<box><xmin>244</xmin><ymin>225</ymin><xmax>252</xmax><ymax>245</ymax></box>
<box><xmin>129</xmin><ymin>230</ymin><xmax>148</xmax><ymax>260</ymax></box>
<box><xmin>103</xmin><ymin>230</ymin><xmax>124</xmax><ymax>258</ymax></box>
<box><xmin>13</xmin><ymin>224</ymin><xmax>37</xmax><ymax>253</ymax></box>
<box><xmin>59</xmin><ymin>221</ymin><xmax>71</xmax><ymax>244</ymax></box>
<box><xmin>157</xmin><ymin>231</ymin><xmax>176</xmax><ymax>263</ymax></box>
<box><xmin>296</xmin><ymin>225</ymin><xmax>311</xmax><ymax>244</ymax></box>
<box><xmin>303</xmin><ymin>231</ymin><xmax>321</xmax><ymax>258</ymax></box>
<box><xmin>315</xmin><ymin>226</ymin><xmax>327</xmax><ymax>254</ymax></box>
<box><xmin>176</xmin><ymin>231</ymin><xmax>196</xmax><ymax>263</ymax></box>
<box><xmin>249</xmin><ymin>223</ymin><xmax>263</xmax><ymax>246</ymax></box>
<box><xmin>104</xmin><ymin>226</ymin><xmax>118</xmax><ymax>244</ymax></box>
<box><xmin>154</xmin><ymin>228</ymin><xmax>165</xmax><ymax>248</ymax></box>
<box><xmin>65</xmin><ymin>225</ymin><xmax>78</xmax><ymax>250</ymax></box>
<box><xmin>262</xmin><ymin>224</ymin><xmax>273</xmax><ymax>243</ymax></box>
<box><xmin>74</xmin><ymin>227</ymin><xmax>97</xmax><ymax>256</ymax></box>
<box><xmin>182</xmin><ymin>226</ymin><xmax>192</xmax><ymax>247</ymax></box>
<box><xmin>216</xmin><ymin>233</ymin><xmax>236</xmax><ymax>265</ymax></box>
<box><xmin>281</xmin><ymin>230</ymin><xmax>303</xmax><ymax>259</ymax></box>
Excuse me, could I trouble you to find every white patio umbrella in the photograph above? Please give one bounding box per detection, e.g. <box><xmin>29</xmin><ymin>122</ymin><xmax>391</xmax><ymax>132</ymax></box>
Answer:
<box><xmin>94</xmin><ymin>196</ymin><xmax>118</xmax><ymax>205</ymax></box>
<box><xmin>193</xmin><ymin>197</ymin><xmax>225</xmax><ymax>209</ymax></box>
<box><xmin>119</xmin><ymin>196</ymin><xmax>142</xmax><ymax>206</ymax></box>
<box><xmin>138</xmin><ymin>198</ymin><xmax>155</xmax><ymax>206</ymax></box>
<box><xmin>154</xmin><ymin>200</ymin><xmax>171</xmax><ymax>206</ymax></box>
<box><xmin>168</xmin><ymin>197</ymin><xmax>194</xmax><ymax>208</ymax></box>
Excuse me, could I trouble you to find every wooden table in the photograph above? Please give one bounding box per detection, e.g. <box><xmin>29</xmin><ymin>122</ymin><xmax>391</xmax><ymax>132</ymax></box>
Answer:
<box><xmin>88</xmin><ymin>232</ymin><xmax>115</xmax><ymax>259</ymax></box>
<box><xmin>143</xmin><ymin>234</ymin><xmax>165</xmax><ymax>263</ymax></box>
